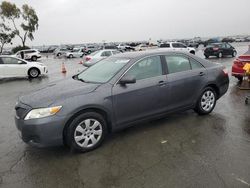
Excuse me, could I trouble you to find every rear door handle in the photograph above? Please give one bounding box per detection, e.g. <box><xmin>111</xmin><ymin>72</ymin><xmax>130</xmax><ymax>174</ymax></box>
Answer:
<box><xmin>199</xmin><ymin>72</ymin><xmax>205</xmax><ymax>76</ymax></box>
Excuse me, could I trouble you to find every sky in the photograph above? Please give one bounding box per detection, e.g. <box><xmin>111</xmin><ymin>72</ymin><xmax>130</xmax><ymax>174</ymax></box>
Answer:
<box><xmin>2</xmin><ymin>0</ymin><xmax>250</xmax><ymax>46</ymax></box>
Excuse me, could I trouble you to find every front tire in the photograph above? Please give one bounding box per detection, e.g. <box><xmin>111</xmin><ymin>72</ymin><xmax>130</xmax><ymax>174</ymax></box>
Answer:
<box><xmin>194</xmin><ymin>87</ymin><xmax>217</xmax><ymax>115</ymax></box>
<box><xmin>66</xmin><ymin>112</ymin><xmax>107</xmax><ymax>152</ymax></box>
<box><xmin>28</xmin><ymin>68</ymin><xmax>40</xmax><ymax>78</ymax></box>
<box><xmin>69</xmin><ymin>54</ymin><xmax>73</xmax><ymax>58</ymax></box>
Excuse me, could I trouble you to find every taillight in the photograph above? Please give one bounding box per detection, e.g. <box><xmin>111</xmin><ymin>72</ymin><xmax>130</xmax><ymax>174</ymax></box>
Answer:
<box><xmin>85</xmin><ymin>57</ymin><xmax>91</xmax><ymax>61</ymax></box>
<box><xmin>213</xmin><ymin>47</ymin><xmax>219</xmax><ymax>51</ymax></box>
<box><xmin>234</xmin><ymin>60</ymin><xmax>244</xmax><ymax>67</ymax></box>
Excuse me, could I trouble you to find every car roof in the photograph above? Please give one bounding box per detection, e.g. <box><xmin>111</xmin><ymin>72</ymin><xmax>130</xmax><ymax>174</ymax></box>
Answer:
<box><xmin>114</xmin><ymin>49</ymin><xmax>191</xmax><ymax>59</ymax></box>
<box><xmin>18</xmin><ymin>49</ymin><xmax>37</xmax><ymax>52</ymax></box>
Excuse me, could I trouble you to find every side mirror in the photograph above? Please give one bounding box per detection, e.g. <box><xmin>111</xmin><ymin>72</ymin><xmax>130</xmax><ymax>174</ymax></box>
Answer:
<box><xmin>119</xmin><ymin>75</ymin><xmax>136</xmax><ymax>85</ymax></box>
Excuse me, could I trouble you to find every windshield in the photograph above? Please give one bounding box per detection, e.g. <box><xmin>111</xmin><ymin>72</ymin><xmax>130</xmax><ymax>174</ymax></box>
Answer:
<box><xmin>77</xmin><ymin>57</ymin><xmax>130</xmax><ymax>83</ymax></box>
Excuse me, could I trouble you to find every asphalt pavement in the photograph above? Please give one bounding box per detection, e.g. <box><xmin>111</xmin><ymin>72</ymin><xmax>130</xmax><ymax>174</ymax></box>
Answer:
<box><xmin>0</xmin><ymin>43</ymin><xmax>250</xmax><ymax>188</ymax></box>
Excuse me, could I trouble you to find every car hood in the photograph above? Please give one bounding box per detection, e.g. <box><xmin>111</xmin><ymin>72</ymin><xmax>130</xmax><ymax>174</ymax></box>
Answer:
<box><xmin>19</xmin><ymin>78</ymin><xmax>100</xmax><ymax>108</ymax></box>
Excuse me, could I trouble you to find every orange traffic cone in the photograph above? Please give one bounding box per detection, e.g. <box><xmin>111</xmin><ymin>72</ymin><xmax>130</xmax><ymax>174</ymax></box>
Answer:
<box><xmin>61</xmin><ymin>62</ymin><xmax>67</xmax><ymax>74</ymax></box>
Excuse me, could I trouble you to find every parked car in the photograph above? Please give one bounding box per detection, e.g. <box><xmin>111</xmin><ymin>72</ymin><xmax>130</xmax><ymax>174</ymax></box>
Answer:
<box><xmin>134</xmin><ymin>44</ymin><xmax>157</xmax><ymax>51</ymax></box>
<box><xmin>117</xmin><ymin>44</ymin><xmax>135</xmax><ymax>52</ymax></box>
<box><xmin>65</xmin><ymin>48</ymin><xmax>87</xmax><ymax>58</ymax></box>
<box><xmin>0</xmin><ymin>56</ymin><xmax>48</xmax><ymax>78</ymax></box>
<box><xmin>102</xmin><ymin>45</ymin><xmax>119</xmax><ymax>50</ymax></box>
<box><xmin>221</xmin><ymin>37</ymin><xmax>235</xmax><ymax>43</ymax></box>
<box><xmin>134</xmin><ymin>44</ymin><xmax>148</xmax><ymax>51</ymax></box>
<box><xmin>53</xmin><ymin>48</ymin><xmax>69</xmax><ymax>56</ymax></box>
<box><xmin>15</xmin><ymin>49</ymin><xmax>41</xmax><ymax>61</ymax></box>
<box><xmin>204</xmin><ymin>43</ymin><xmax>237</xmax><ymax>58</ymax></box>
<box><xmin>15</xmin><ymin>50</ymin><xmax>229</xmax><ymax>152</ymax></box>
<box><xmin>40</xmin><ymin>46</ymin><xmax>58</xmax><ymax>53</ymax></box>
<box><xmin>84</xmin><ymin>45</ymin><xmax>100</xmax><ymax>54</ymax></box>
<box><xmin>83</xmin><ymin>49</ymin><xmax>121</xmax><ymax>67</ymax></box>
<box><xmin>244</xmin><ymin>37</ymin><xmax>250</xmax><ymax>42</ymax></box>
<box><xmin>159</xmin><ymin>42</ymin><xmax>196</xmax><ymax>54</ymax></box>
<box><xmin>1</xmin><ymin>50</ymin><xmax>12</xmax><ymax>55</ymax></box>
<box><xmin>187</xmin><ymin>41</ymin><xmax>199</xmax><ymax>48</ymax></box>
<box><xmin>232</xmin><ymin>46</ymin><xmax>250</xmax><ymax>81</ymax></box>
<box><xmin>234</xmin><ymin>38</ymin><xmax>245</xmax><ymax>42</ymax></box>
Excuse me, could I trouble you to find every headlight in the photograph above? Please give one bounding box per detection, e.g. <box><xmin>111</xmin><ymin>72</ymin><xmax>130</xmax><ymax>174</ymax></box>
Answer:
<box><xmin>24</xmin><ymin>106</ymin><xmax>62</xmax><ymax>120</ymax></box>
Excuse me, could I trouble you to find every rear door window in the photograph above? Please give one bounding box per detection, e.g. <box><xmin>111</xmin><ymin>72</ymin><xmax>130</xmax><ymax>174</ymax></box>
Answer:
<box><xmin>165</xmin><ymin>55</ymin><xmax>191</xmax><ymax>74</ymax></box>
<box><xmin>190</xmin><ymin>58</ymin><xmax>204</xmax><ymax>69</ymax></box>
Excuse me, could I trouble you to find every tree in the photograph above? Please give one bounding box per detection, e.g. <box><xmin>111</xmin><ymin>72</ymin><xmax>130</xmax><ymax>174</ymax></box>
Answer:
<box><xmin>0</xmin><ymin>23</ymin><xmax>15</xmax><ymax>54</ymax></box>
<box><xmin>0</xmin><ymin>1</ymin><xmax>39</xmax><ymax>47</ymax></box>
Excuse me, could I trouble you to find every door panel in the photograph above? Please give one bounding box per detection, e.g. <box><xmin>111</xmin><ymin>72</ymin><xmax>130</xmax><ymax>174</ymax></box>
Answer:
<box><xmin>112</xmin><ymin>75</ymin><xmax>169</xmax><ymax>126</ymax></box>
<box><xmin>167</xmin><ymin>69</ymin><xmax>206</xmax><ymax>109</ymax></box>
<box><xmin>112</xmin><ymin>55</ymin><xmax>170</xmax><ymax>126</ymax></box>
<box><xmin>165</xmin><ymin>55</ymin><xmax>207</xmax><ymax>110</ymax></box>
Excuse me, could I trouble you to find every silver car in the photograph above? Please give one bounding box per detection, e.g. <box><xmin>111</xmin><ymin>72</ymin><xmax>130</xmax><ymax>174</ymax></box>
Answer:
<box><xmin>65</xmin><ymin>48</ymin><xmax>86</xmax><ymax>58</ymax></box>
<box><xmin>84</xmin><ymin>49</ymin><xmax>121</xmax><ymax>67</ymax></box>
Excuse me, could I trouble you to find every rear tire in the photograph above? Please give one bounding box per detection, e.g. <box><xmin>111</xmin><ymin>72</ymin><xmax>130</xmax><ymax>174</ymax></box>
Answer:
<box><xmin>28</xmin><ymin>68</ymin><xmax>40</xmax><ymax>78</ymax></box>
<box><xmin>205</xmin><ymin>55</ymin><xmax>209</xmax><ymax>59</ymax></box>
<box><xmin>66</xmin><ymin>112</ymin><xmax>107</xmax><ymax>153</ymax></box>
<box><xmin>69</xmin><ymin>54</ymin><xmax>73</xmax><ymax>58</ymax></box>
<box><xmin>31</xmin><ymin>56</ymin><xmax>37</xmax><ymax>61</ymax></box>
<box><xmin>194</xmin><ymin>87</ymin><xmax>217</xmax><ymax>115</ymax></box>
<box><xmin>232</xmin><ymin>51</ymin><xmax>237</xmax><ymax>57</ymax></box>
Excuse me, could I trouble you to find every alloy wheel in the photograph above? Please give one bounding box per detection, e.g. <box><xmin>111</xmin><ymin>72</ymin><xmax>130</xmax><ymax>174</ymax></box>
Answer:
<box><xmin>74</xmin><ymin>119</ymin><xmax>103</xmax><ymax>148</ymax></box>
<box><xmin>201</xmin><ymin>91</ymin><xmax>215</xmax><ymax>112</ymax></box>
<box><xmin>29</xmin><ymin>69</ymin><xmax>39</xmax><ymax>78</ymax></box>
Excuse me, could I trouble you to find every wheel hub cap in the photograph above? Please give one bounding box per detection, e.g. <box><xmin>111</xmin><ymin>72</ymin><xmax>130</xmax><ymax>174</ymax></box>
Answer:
<box><xmin>74</xmin><ymin>119</ymin><xmax>102</xmax><ymax>148</ymax></box>
<box><xmin>201</xmin><ymin>91</ymin><xmax>215</xmax><ymax>112</ymax></box>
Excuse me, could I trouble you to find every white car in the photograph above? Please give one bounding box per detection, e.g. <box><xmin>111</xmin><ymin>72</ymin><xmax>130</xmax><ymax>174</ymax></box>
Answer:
<box><xmin>134</xmin><ymin>44</ymin><xmax>157</xmax><ymax>51</ymax></box>
<box><xmin>65</xmin><ymin>48</ymin><xmax>86</xmax><ymax>58</ymax></box>
<box><xmin>14</xmin><ymin>49</ymin><xmax>42</xmax><ymax>61</ymax></box>
<box><xmin>83</xmin><ymin>49</ymin><xmax>121</xmax><ymax>67</ymax></box>
<box><xmin>0</xmin><ymin>56</ymin><xmax>48</xmax><ymax>78</ymax></box>
<box><xmin>159</xmin><ymin>42</ymin><xmax>196</xmax><ymax>54</ymax></box>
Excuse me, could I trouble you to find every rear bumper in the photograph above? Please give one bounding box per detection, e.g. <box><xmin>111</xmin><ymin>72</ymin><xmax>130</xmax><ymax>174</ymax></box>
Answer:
<box><xmin>204</xmin><ymin>51</ymin><xmax>220</xmax><ymax>56</ymax></box>
<box><xmin>217</xmin><ymin>75</ymin><xmax>229</xmax><ymax>98</ymax></box>
<box><xmin>232</xmin><ymin>64</ymin><xmax>244</xmax><ymax>77</ymax></box>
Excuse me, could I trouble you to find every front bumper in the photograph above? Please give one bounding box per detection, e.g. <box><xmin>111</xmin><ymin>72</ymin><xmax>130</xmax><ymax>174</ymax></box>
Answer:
<box><xmin>15</xmin><ymin>114</ymin><xmax>66</xmax><ymax>147</ymax></box>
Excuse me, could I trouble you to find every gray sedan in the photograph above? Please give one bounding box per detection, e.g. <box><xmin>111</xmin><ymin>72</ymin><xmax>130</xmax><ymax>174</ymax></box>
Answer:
<box><xmin>15</xmin><ymin>50</ymin><xmax>229</xmax><ymax>152</ymax></box>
